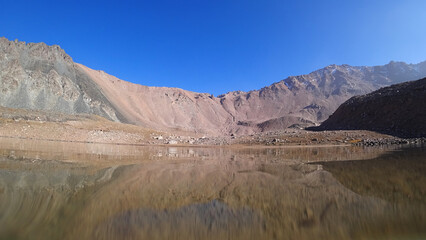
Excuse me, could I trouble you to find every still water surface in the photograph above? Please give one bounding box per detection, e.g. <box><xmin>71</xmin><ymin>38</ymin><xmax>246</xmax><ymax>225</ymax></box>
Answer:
<box><xmin>0</xmin><ymin>137</ymin><xmax>425</xmax><ymax>240</ymax></box>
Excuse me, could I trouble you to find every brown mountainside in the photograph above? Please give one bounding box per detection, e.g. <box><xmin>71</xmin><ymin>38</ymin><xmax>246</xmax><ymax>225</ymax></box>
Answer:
<box><xmin>1</xmin><ymin>37</ymin><xmax>426</xmax><ymax>135</ymax></box>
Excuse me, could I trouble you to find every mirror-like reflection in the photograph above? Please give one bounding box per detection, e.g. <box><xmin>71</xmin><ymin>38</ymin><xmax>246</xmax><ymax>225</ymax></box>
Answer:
<box><xmin>320</xmin><ymin>147</ymin><xmax>426</xmax><ymax>204</ymax></box>
<box><xmin>0</xmin><ymin>137</ymin><xmax>425</xmax><ymax>240</ymax></box>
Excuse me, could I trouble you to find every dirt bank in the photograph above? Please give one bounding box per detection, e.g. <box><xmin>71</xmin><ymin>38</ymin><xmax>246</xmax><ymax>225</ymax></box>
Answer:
<box><xmin>1</xmin><ymin>106</ymin><xmax>421</xmax><ymax>147</ymax></box>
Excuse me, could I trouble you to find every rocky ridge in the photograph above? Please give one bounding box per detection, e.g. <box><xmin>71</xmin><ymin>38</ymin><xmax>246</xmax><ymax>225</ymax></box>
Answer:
<box><xmin>0</xmin><ymin>38</ymin><xmax>126</xmax><ymax>122</ymax></box>
<box><xmin>315</xmin><ymin>78</ymin><xmax>426</xmax><ymax>138</ymax></box>
<box><xmin>1</xmin><ymin>37</ymin><xmax>426</xmax><ymax>135</ymax></box>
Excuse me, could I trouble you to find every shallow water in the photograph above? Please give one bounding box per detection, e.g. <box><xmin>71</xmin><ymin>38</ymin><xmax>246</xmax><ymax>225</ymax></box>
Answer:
<box><xmin>0</xmin><ymin>137</ymin><xmax>425</xmax><ymax>240</ymax></box>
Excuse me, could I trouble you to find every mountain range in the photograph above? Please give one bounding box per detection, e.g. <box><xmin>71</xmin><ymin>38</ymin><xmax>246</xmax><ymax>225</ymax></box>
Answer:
<box><xmin>1</xmin><ymin>37</ymin><xmax>426</xmax><ymax>135</ymax></box>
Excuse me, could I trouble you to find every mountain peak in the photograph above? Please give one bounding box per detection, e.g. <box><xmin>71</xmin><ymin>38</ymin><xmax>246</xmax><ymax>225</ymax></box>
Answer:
<box><xmin>0</xmin><ymin>37</ymin><xmax>73</xmax><ymax>64</ymax></box>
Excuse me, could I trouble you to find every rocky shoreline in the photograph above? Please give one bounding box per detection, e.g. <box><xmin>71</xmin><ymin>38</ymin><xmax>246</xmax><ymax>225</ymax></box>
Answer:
<box><xmin>354</xmin><ymin>138</ymin><xmax>426</xmax><ymax>146</ymax></box>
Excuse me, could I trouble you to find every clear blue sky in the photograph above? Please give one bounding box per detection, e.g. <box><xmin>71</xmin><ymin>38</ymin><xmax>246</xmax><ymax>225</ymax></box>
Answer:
<box><xmin>1</xmin><ymin>0</ymin><xmax>426</xmax><ymax>95</ymax></box>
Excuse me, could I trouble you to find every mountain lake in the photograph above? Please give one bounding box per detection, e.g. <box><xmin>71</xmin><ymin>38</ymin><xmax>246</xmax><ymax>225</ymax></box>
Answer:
<box><xmin>0</xmin><ymin>137</ymin><xmax>425</xmax><ymax>240</ymax></box>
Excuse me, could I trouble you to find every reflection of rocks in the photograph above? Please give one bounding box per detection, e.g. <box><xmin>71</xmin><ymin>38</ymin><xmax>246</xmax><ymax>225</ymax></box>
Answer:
<box><xmin>0</xmin><ymin>158</ymin><xmax>121</xmax><ymax>240</ymax></box>
<box><xmin>95</xmin><ymin>200</ymin><xmax>264</xmax><ymax>240</ymax></box>
<box><xmin>320</xmin><ymin>147</ymin><xmax>426</xmax><ymax>204</ymax></box>
<box><xmin>0</xmin><ymin>136</ymin><xmax>399</xmax><ymax>163</ymax></box>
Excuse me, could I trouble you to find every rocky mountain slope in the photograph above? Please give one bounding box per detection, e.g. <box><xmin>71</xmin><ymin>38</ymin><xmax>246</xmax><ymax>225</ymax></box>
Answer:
<box><xmin>0</xmin><ymin>38</ymin><xmax>126</xmax><ymax>123</ymax></box>
<box><xmin>218</xmin><ymin>61</ymin><xmax>426</xmax><ymax>132</ymax></box>
<box><xmin>316</xmin><ymin>78</ymin><xmax>426</xmax><ymax>138</ymax></box>
<box><xmin>1</xmin><ymin>37</ymin><xmax>426</xmax><ymax>135</ymax></box>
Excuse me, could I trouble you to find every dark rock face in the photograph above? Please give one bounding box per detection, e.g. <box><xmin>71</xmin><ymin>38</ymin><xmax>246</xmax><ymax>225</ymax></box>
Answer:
<box><xmin>316</xmin><ymin>78</ymin><xmax>426</xmax><ymax>138</ymax></box>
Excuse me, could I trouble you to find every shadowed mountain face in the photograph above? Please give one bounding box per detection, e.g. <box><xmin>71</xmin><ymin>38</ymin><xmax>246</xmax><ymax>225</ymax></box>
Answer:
<box><xmin>1</xmin><ymin>37</ymin><xmax>426</xmax><ymax>135</ymax></box>
<box><xmin>316</xmin><ymin>78</ymin><xmax>426</xmax><ymax>138</ymax></box>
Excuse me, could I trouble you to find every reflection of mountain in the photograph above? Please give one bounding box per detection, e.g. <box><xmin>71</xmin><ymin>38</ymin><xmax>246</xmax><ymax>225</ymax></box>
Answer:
<box><xmin>0</xmin><ymin>142</ymin><xmax>425</xmax><ymax>239</ymax></box>
<box><xmin>320</xmin><ymin>147</ymin><xmax>426</xmax><ymax>204</ymax></box>
<box><xmin>0</xmin><ymin>159</ymin><xmax>121</xmax><ymax>240</ymax></box>
<box><xmin>95</xmin><ymin>200</ymin><xmax>264</xmax><ymax>240</ymax></box>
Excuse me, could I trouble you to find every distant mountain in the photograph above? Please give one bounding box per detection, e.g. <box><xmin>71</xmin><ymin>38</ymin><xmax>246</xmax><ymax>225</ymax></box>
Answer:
<box><xmin>1</xmin><ymin>37</ymin><xmax>426</xmax><ymax>135</ymax></box>
<box><xmin>219</xmin><ymin>61</ymin><xmax>426</xmax><ymax>133</ymax></box>
<box><xmin>314</xmin><ymin>78</ymin><xmax>426</xmax><ymax>138</ymax></box>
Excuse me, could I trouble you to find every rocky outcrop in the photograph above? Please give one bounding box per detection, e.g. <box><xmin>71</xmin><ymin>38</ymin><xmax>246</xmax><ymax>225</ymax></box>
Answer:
<box><xmin>315</xmin><ymin>78</ymin><xmax>426</xmax><ymax>138</ymax></box>
<box><xmin>1</xmin><ymin>37</ymin><xmax>426</xmax><ymax>135</ymax></box>
<box><xmin>0</xmin><ymin>38</ymin><xmax>125</xmax><ymax>122</ymax></box>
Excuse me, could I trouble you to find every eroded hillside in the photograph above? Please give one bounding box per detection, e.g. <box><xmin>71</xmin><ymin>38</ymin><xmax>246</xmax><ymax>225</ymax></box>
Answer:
<box><xmin>1</xmin><ymin>37</ymin><xmax>426</xmax><ymax>135</ymax></box>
